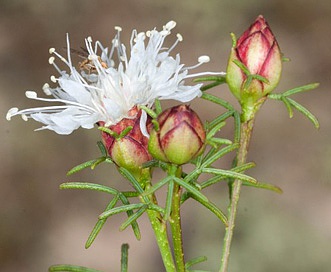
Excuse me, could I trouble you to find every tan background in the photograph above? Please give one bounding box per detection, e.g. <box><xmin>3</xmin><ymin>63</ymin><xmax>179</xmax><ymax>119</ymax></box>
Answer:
<box><xmin>1</xmin><ymin>0</ymin><xmax>331</xmax><ymax>271</ymax></box>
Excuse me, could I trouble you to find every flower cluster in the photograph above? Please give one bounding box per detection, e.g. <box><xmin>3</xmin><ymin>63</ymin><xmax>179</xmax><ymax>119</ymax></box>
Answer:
<box><xmin>6</xmin><ymin>21</ymin><xmax>214</xmax><ymax>136</ymax></box>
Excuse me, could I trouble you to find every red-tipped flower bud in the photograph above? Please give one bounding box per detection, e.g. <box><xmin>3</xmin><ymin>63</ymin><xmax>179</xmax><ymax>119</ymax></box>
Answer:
<box><xmin>148</xmin><ymin>105</ymin><xmax>206</xmax><ymax>165</ymax></box>
<box><xmin>101</xmin><ymin>109</ymin><xmax>152</xmax><ymax>176</ymax></box>
<box><xmin>227</xmin><ymin>15</ymin><xmax>282</xmax><ymax>118</ymax></box>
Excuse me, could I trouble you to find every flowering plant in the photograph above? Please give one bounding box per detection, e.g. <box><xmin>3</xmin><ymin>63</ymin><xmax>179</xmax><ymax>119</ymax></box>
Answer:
<box><xmin>7</xmin><ymin>17</ymin><xmax>318</xmax><ymax>272</ymax></box>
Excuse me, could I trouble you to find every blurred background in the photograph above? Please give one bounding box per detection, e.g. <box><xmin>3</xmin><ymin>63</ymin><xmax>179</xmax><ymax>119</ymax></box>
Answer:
<box><xmin>1</xmin><ymin>0</ymin><xmax>331</xmax><ymax>271</ymax></box>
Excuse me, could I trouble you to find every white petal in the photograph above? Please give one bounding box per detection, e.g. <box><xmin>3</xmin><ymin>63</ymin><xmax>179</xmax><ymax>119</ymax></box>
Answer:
<box><xmin>58</xmin><ymin>78</ymin><xmax>93</xmax><ymax>105</ymax></box>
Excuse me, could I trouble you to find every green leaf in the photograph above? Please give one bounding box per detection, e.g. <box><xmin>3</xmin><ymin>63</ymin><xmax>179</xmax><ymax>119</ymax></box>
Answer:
<box><xmin>139</xmin><ymin>105</ymin><xmax>158</xmax><ymax>119</ymax></box>
<box><xmin>118</xmin><ymin>168</ymin><xmax>144</xmax><ymax>194</ymax></box>
<box><xmin>151</xmin><ymin>119</ymin><xmax>160</xmax><ymax>132</ymax></box>
<box><xmin>142</xmin><ymin>159</ymin><xmax>159</xmax><ymax>169</ymax></box>
<box><xmin>97</xmin><ymin>141</ymin><xmax>108</xmax><ymax>157</ymax></box>
<box><xmin>148</xmin><ymin>203</ymin><xmax>166</xmax><ymax>214</ymax></box>
<box><xmin>200</xmin><ymin>80</ymin><xmax>225</xmax><ymax>92</ymax></box>
<box><xmin>287</xmin><ymin>97</ymin><xmax>320</xmax><ymax>128</ymax></box>
<box><xmin>99</xmin><ymin>203</ymin><xmax>146</xmax><ymax>220</ymax></box>
<box><xmin>142</xmin><ymin>176</ymin><xmax>172</xmax><ymax>197</ymax></box>
<box><xmin>119</xmin><ymin>126</ymin><xmax>133</xmax><ymax>138</ymax></box>
<box><xmin>181</xmin><ymin>169</ymin><xmax>201</xmax><ymax>185</ymax></box>
<box><xmin>201</xmin><ymin>93</ymin><xmax>234</xmax><ymax>111</ymax></box>
<box><xmin>173</xmin><ymin>177</ymin><xmax>208</xmax><ymax>202</ymax></box>
<box><xmin>242</xmin><ymin>181</ymin><xmax>283</xmax><ymax>194</ymax></box>
<box><xmin>200</xmin><ymin>175</ymin><xmax>227</xmax><ymax>189</ymax></box>
<box><xmin>118</xmin><ymin>194</ymin><xmax>141</xmax><ymax>240</ymax></box>
<box><xmin>85</xmin><ymin>195</ymin><xmax>119</xmax><ymax>249</ymax></box>
<box><xmin>231</xmin><ymin>162</ymin><xmax>256</xmax><ymax>173</ymax></box>
<box><xmin>201</xmin><ymin>144</ymin><xmax>239</xmax><ymax>168</ymax></box>
<box><xmin>281</xmin><ymin>97</ymin><xmax>294</xmax><ymax>118</ymax></box>
<box><xmin>282</xmin><ymin>83</ymin><xmax>319</xmax><ymax>97</ymax></box>
<box><xmin>206</xmin><ymin>121</ymin><xmax>226</xmax><ymax>140</ymax></box>
<box><xmin>207</xmin><ymin>110</ymin><xmax>235</xmax><ymax>130</ymax></box>
<box><xmin>120</xmin><ymin>206</ymin><xmax>147</xmax><ymax>231</ymax></box>
<box><xmin>154</xmin><ymin>99</ymin><xmax>162</xmax><ymax>115</ymax></box>
<box><xmin>185</xmin><ymin>256</ymin><xmax>208</xmax><ymax>269</ymax></box>
<box><xmin>233</xmin><ymin>59</ymin><xmax>250</xmax><ymax>76</ymax></box>
<box><xmin>60</xmin><ymin>182</ymin><xmax>119</xmax><ymax>195</ymax></box>
<box><xmin>208</xmin><ymin>137</ymin><xmax>233</xmax><ymax>148</ymax></box>
<box><xmin>194</xmin><ymin>75</ymin><xmax>226</xmax><ymax>83</ymax></box>
<box><xmin>200</xmin><ymin>163</ymin><xmax>255</xmax><ymax>189</ymax></box>
<box><xmin>202</xmin><ymin>168</ymin><xmax>257</xmax><ymax>184</ymax></box>
<box><xmin>242</xmin><ymin>75</ymin><xmax>253</xmax><ymax>91</ymax></box>
<box><xmin>164</xmin><ymin>179</ymin><xmax>175</xmax><ymax>221</ymax></box>
<box><xmin>66</xmin><ymin>158</ymin><xmax>106</xmax><ymax>175</ymax></box>
<box><xmin>49</xmin><ymin>264</ymin><xmax>103</xmax><ymax>272</ymax></box>
<box><xmin>122</xmin><ymin>191</ymin><xmax>140</xmax><ymax>198</ymax></box>
<box><xmin>233</xmin><ymin>111</ymin><xmax>241</xmax><ymax>143</ymax></box>
<box><xmin>188</xmin><ymin>193</ymin><xmax>227</xmax><ymax>225</ymax></box>
<box><xmin>252</xmin><ymin>73</ymin><xmax>269</xmax><ymax>83</ymax></box>
<box><xmin>98</xmin><ymin>126</ymin><xmax>119</xmax><ymax>138</ymax></box>
<box><xmin>121</xmin><ymin>244</ymin><xmax>129</xmax><ymax>272</ymax></box>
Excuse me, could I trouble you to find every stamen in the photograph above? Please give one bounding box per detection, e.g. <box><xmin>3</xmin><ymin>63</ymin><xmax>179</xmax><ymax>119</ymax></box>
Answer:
<box><xmin>168</xmin><ymin>33</ymin><xmax>183</xmax><ymax>53</ymax></box>
<box><xmin>198</xmin><ymin>55</ymin><xmax>210</xmax><ymax>63</ymax></box>
<box><xmin>50</xmin><ymin>76</ymin><xmax>57</xmax><ymax>83</ymax></box>
<box><xmin>165</xmin><ymin>21</ymin><xmax>176</xmax><ymax>31</ymax></box>
<box><xmin>65</xmin><ymin>34</ymin><xmax>73</xmax><ymax>70</ymax></box>
<box><xmin>114</xmin><ymin>26</ymin><xmax>122</xmax><ymax>32</ymax></box>
<box><xmin>25</xmin><ymin>91</ymin><xmax>38</xmax><ymax>99</ymax></box>
<box><xmin>6</xmin><ymin>108</ymin><xmax>19</xmax><ymax>120</ymax></box>
<box><xmin>159</xmin><ymin>30</ymin><xmax>169</xmax><ymax>36</ymax></box>
<box><xmin>184</xmin><ymin>55</ymin><xmax>211</xmax><ymax>71</ymax></box>
<box><xmin>130</xmin><ymin>29</ymin><xmax>137</xmax><ymax>49</ymax></box>
<box><xmin>48</xmin><ymin>57</ymin><xmax>55</xmax><ymax>64</ymax></box>
<box><xmin>49</xmin><ymin>48</ymin><xmax>56</xmax><ymax>54</ymax></box>
<box><xmin>43</xmin><ymin>83</ymin><xmax>52</xmax><ymax>95</ymax></box>
<box><xmin>18</xmin><ymin>94</ymin><xmax>98</xmax><ymax>113</ymax></box>
<box><xmin>185</xmin><ymin>71</ymin><xmax>226</xmax><ymax>79</ymax></box>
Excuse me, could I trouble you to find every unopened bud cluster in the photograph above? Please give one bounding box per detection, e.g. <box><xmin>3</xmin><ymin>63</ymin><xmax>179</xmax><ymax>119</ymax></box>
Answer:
<box><xmin>102</xmin><ymin>105</ymin><xmax>206</xmax><ymax>174</ymax></box>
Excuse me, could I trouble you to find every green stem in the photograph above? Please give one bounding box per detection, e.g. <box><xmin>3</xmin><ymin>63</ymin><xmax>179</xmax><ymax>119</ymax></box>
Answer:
<box><xmin>140</xmin><ymin>170</ymin><xmax>176</xmax><ymax>272</ymax></box>
<box><xmin>146</xmin><ymin>209</ymin><xmax>176</xmax><ymax>272</ymax></box>
<box><xmin>219</xmin><ymin>102</ymin><xmax>260</xmax><ymax>272</ymax></box>
<box><xmin>169</xmin><ymin>165</ymin><xmax>185</xmax><ymax>272</ymax></box>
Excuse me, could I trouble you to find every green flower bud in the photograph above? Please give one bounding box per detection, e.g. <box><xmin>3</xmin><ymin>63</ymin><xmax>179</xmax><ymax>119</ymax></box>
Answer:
<box><xmin>101</xmin><ymin>109</ymin><xmax>152</xmax><ymax>177</ymax></box>
<box><xmin>148</xmin><ymin>105</ymin><xmax>206</xmax><ymax>165</ymax></box>
<box><xmin>227</xmin><ymin>15</ymin><xmax>282</xmax><ymax>120</ymax></box>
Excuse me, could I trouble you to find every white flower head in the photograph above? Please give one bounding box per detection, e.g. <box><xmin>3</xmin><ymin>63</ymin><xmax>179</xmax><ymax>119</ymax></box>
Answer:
<box><xmin>6</xmin><ymin>21</ymin><xmax>222</xmax><ymax>136</ymax></box>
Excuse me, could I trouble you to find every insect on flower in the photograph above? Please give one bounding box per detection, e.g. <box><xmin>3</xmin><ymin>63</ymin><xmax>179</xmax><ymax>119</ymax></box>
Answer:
<box><xmin>66</xmin><ymin>46</ymin><xmax>108</xmax><ymax>73</ymax></box>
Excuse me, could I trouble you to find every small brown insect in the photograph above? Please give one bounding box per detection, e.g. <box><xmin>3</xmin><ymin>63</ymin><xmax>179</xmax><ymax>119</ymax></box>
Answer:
<box><xmin>65</xmin><ymin>47</ymin><xmax>108</xmax><ymax>73</ymax></box>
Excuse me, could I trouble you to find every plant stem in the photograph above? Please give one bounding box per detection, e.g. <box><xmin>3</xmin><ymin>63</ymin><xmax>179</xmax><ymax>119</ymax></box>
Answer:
<box><xmin>219</xmin><ymin>110</ymin><xmax>257</xmax><ymax>272</ymax></box>
<box><xmin>169</xmin><ymin>166</ymin><xmax>185</xmax><ymax>272</ymax></box>
<box><xmin>141</xmin><ymin>170</ymin><xmax>176</xmax><ymax>272</ymax></box>
<box><xmin>146</xmin><ymin>208</ymin><xmax>176</xmax><ymax>272</ymax></box>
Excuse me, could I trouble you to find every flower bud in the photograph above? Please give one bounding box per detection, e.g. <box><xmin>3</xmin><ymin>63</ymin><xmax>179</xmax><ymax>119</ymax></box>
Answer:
<box><xmin>226</xmin><ymin>15</ymin><xmax>282</xmax><ymax>119</ymax></box>
<box><xmin>101</xmin><ymin>109</ymin><xmax>152</xmax><ymax>176</ymax></box>
<box><xmin>148</xmin><ymin>105</ymin><xmax>206</xmax><ymax>165</ymax></box>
